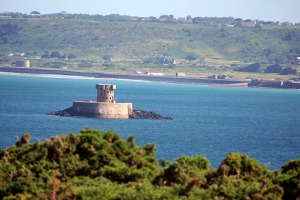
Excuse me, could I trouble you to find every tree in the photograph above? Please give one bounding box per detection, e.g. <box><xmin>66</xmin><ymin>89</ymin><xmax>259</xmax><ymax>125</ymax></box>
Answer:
<box><xmin>218</xmin><ymin>28</ymin><xmax>230</xmax><ymax>38</ymax></box>
<box><xmin>262</xmin><ymin>47</ymin><xmax>276</xmax><ymax>57</ymax></box>
<box><xmin>280</xmin><ymin>67</ymin><xmax>297</xmax><ymax>75</ymax></box>
<box><xmin>49</xmin><ymin>51</ymin><xmax>61</xmax><ymax>59</ymax></box>
<box><xmin>283</xmin><ymin>31</ymin><xmax>298</xmax><ymax>41</ymax></box>
<box><xmin>67</xmin><ymin>54</ymin><xmax>76</xmax><ymax>59</ymax></box>
<box><xmin>30</xmin><ymin>11</ymin><xmax>41</xmax><ymax>15</ymax></box>
<box><xmin>78</xmin><ymin>62</ymin><xmax>93</xmax><ymax>68</ymax></box>
<box><xmin>147</xmin><ymin>16</ymin><xmax>159</xmax><ymax>22</ymax></box>
<box><xmin>159</xmin><ymin>15</ymin><xmax>174</xmax><ymax>22</ymax></box>
<box><xmin>0</xmin><ymin>23</ymin><xmax>19</xmax><ymax>36</ymax></box>
<box><xmin>289</xmin><ymin>48</ymin><xmax>300</xmax><ymax>54</ymax></box>
<box><xmin>41</xmin><ymin>53</ymin><xmax>49</xmax><ymax>58</ymax></box>
<box><xmin>102</xmin><ymin>55</ymin><xmax>111</xmax><ymax>61</ymax></box>
<box><xmin>265</xmin><ymin>64</ymin><xmax>282</xmax><ymax>73</ymax></box>
<box><xmin>185</xmin><ymin>55</ymin><xmax>197</xmax><ymax>61</ymax></box>
<box><xmin>236</xmin><ymin>63</ymin><xmax>261</xmax><ymax>72</ymax></box>
<box><xmin>186</xmin><ymin>16</ymin><xmax>193</xmax><ymax>21</ymax></box>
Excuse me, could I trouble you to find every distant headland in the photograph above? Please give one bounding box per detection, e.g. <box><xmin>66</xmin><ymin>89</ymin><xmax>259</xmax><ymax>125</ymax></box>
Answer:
<box><xmin>48</xmin><ymin>83</ymin><xmax>173</xmax><ymax>120</ymax></box>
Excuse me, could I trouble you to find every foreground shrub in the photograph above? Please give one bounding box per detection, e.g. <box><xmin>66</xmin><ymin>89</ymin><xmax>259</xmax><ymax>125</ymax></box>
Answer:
<box><xmin>0</xmin><ymin>128</ymin><xmax>299</xmax><ymax>199</ymax></box>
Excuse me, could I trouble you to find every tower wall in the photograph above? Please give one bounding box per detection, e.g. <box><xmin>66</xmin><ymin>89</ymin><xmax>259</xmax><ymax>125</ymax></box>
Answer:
<box><xmin>15</xmin><ymin>60</ymin><xmax>30</xmax><ymax>68</ymax></box>
<box><xmin>72</xmin><ymin>101</ymin><xmax>132</xmax><ymax>119</ymax></box>
<box><xmin>96</xmin><ymin>84</ymin><xmax>116</xmax><ymax>103</ymax></box>
<box><xmin>24</xmin><ymin>60</ymin><xmax>30</xmax><ymax>68</ymax></box>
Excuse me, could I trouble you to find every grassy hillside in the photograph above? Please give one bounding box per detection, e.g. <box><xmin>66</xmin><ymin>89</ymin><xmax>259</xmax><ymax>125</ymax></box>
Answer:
<box><xmin>1</xmin><ymin>18</ymin><xmax>300</xmax><ymax>78</ymax></box>
<box><xmin>0</xmin><ymin>128</ymin><xmax>299</xmax><ymax>199</ymax></box>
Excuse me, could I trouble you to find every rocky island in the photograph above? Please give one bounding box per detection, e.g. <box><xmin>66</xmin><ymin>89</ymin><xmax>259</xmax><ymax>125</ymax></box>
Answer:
<box><xmin>48</xmin><ymin>84</ymin><xmax>173</xmax><ymax>120</ymax></box>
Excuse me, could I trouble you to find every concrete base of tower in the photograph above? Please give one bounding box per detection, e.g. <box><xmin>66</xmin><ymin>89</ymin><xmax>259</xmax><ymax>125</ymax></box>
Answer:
<box><xmin>48</xmin><ymin>101</ymin><xmax>173</xmax><ymax>120</ymax></box>
<box><xmin>49</xmin><ymin>101</ymin><xmax>132</xmax><ymax>119</ymax></box>
<box><xmin>71</xmin><ymin>101</ymin><xmax>133</xmax><ymax>119</ymax></box>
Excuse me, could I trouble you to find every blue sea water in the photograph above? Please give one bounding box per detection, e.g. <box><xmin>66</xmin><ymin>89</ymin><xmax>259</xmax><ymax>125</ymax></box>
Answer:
<box><xmin>0</xmin><ymin>73</ymin><xmax>299</xmax><ymax>170</ymax></box>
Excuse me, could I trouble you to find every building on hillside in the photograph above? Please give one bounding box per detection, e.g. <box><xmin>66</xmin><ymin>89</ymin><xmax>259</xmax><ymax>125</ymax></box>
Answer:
<box><xmin>0</xmin><ymin>16</ymin><xmax>12</xmax><ymax>19</ymax></box>
<box><xmin>134</xmin><ymin>69</ymin><xmax>164</xmax><ymax>76</ymax></box>
<box><xmin>134</xmin><ymin>69</ymin><xmax>147</xmax><ymax>75</ymax></box>
<box><xmin>241</xmin><ymin>21</ymin><xmax>256</xmax><ymax>27</ymax></box>
<box><xmin>226</xmin><ymin>24</ymin><xmax>235</xmax><ymax>27</ymax></box>
<box><xmin>273</xmin><ymin>21</ymin><xmax>281</xmax><ymax>26</ymax></box>
<box><xmin>146</xmin><ymin>72</ymin><xmax>164</xmax><ymax>76</ymax></box>
<box><xmin>176</xmin><ymin>72</ymin><xmax>186</xmax><ymax>77</ymax></box>
<box><xmin>296</xmin><ymin>56</ymin><xmax>300</xmax><ymax>64</ymax></box>
<box><xmin>281</xmin><ymin>22</ymin><xmax>292</xmax><ymax>26</ymax></box>
<box><xmin>208</xmin><ymin>74</ymin><xmax>230</xmax><ymax>80</ymax></box>
<box><xmin>14</xmin><ymin>60</ymin><xmax>30</xmax><ymax>68</ymax></box>
<box><xmin>177</xmin><ymin>17</ymin><xmax>193</xmax><ymax>24</ymax></box>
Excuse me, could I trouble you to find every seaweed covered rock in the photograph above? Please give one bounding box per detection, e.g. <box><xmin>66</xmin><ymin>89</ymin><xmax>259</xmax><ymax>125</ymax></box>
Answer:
<box><xmin>129</xmin><ymin>110</ymin><xmax>173</xmax><ymax>120</ymax></box>
<box><xmin>48</xmin><ymin>108</ymin><xmax>174</xmax><ymax>120</ymax></box>
<box><xmin>47</xmin><ymin>107</ymin><xmax>81</xmax><ymax>117</ymax></box>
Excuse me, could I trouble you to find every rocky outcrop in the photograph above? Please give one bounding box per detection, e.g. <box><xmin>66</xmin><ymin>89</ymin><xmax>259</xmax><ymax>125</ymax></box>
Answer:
<box><xmin>48</xmin><ymin>107</ymin><xmax>76</xmax><ymax>117</ymax></box>
<box><xmin>129</xmin><ymin>110</ymin><xmax>173</xmax><ymax>120</ymax></box>
<box><xmin>48</xmin><ymin>107</ymin><xmax>173</xmax><ymax>120</ymax></box>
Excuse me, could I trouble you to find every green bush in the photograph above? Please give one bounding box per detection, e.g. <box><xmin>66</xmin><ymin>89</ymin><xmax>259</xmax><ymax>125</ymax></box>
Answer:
<box><xmin>0</xmin><ymin>128</ymin><xmax>299</xmax><ymax>199</ymax></box>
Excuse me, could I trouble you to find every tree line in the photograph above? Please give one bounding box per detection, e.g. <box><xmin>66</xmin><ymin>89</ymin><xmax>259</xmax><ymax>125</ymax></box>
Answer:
<box><xmin>1</xmin><ymin>12</ymin><xmax>298</xmax><ymax>26</ymax></box>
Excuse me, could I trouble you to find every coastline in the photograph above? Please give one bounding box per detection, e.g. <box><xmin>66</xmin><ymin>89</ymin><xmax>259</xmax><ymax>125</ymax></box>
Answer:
<box><xmin>0</xmin><ymin>67</ymin><xmax>250</xmax><ymax>87</ymax></box>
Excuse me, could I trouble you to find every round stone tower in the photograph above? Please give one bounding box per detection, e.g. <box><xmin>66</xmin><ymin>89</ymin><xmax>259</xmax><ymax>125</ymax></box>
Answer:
<box><xmin>24</xmin><ymin>60</ymin><xmax>30</xmax><ymax>68</ymax></box>
<box><xmin>96</xmin><ymin>84</ymin><xmax>116</xmax><ymax>103</ymax></box>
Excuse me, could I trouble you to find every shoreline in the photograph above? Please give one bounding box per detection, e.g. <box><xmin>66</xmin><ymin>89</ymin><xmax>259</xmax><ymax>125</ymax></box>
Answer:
<box><xmin>0</xmin><ymin>67</ymin><xmax>250</xmax><ymax>87</ymax></box>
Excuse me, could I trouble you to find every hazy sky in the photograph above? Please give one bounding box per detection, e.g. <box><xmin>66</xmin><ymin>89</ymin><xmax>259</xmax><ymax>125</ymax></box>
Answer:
<box><xmin>1</xmin><ymin>0</ymin><xmax>300</xmax><ymax>23</ymax></box>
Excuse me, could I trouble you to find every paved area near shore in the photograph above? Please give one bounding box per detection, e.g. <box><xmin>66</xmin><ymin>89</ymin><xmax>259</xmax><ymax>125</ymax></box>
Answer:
<box><xmin>0</xmin><ymin>67</ymin><xmax>250</xmax><ymax>86</ymax></box>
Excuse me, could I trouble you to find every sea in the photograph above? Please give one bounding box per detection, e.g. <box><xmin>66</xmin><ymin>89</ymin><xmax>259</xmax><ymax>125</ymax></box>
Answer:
<box><xmin>0</xmin><ymin>73</ymin><xmax>300</xmax><ymax>170</ymax></box>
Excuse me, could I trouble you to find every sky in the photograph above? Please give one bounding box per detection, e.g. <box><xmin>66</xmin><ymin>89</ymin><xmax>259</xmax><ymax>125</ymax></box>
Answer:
<box><xmin>1</xmin><ymin>0</ymin><xmax>300</xmax><ymax>23</ymax></box>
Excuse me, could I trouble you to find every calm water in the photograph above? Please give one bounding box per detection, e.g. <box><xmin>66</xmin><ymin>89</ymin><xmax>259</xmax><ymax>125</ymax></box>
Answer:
<box><xmin>0</xmin><ymin>73</ymin><xmax>300</xmax><ymax>170</ymax></box>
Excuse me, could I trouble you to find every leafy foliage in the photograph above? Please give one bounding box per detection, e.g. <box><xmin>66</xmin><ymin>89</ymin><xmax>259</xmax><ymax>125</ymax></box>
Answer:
<box><xmin>185</xmin><ymin>55</ymin><xmax>198</xmax><ymax>61</ymax></box>
<box><xmin>0</xmin><ymin>128</ymin><xmax>299</xmax><ymax>199</ymax></box>
<box><xmin>235</xmin><ymin>63</ymin><xmax>261</xmax><ymax>72</ymax></box>
<box><xmin>0</xmin><ymin>23</ymin><xmax>19</xmax><ymax>36</ymax></box>
<box><xmin>265</xmin><ymin>64</ymin><xmax>283</xmax><ymax>73</ymax></box>
<box><xmin>280</xmin><ymin>67</ymin><xmax>298</xmax><ymax>75</ymax></box>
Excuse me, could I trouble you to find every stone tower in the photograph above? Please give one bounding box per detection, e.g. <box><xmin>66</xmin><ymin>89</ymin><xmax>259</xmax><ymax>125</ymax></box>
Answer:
<box><xmin>24</xmin><ymin>60</ymin><xmax>30</xmax><ymax>68</ymax></box>
<box><xmin>96</xmin><ymin>84</ymin><xmax>116</xmax><ymax>103</ymax></box>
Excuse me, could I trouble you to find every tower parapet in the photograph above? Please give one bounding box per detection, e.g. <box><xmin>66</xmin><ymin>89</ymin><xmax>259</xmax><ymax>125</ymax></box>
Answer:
<box><xmin>96</xmin><ymin>84</ymin><xmax>116</xmax><ymax>103</ymax></box>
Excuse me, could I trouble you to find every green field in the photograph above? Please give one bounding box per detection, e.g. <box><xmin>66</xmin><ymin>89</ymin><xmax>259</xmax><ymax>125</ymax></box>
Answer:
<box><xmin>1</xmin><ymin>17</ymin><xmax>300</xmax><ymax>79</ymax></box>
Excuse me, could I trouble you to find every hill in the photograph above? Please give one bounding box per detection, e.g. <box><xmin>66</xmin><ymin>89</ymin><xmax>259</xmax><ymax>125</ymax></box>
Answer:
<box><xmin>0</xmin><ymin>17</ymin><xmax>300</xmax><ymax>78</ymax></box>
<box><xmin>0</xmin><ymin>128</ymin><xmax>299</xmax><ymax>199</ymax></box>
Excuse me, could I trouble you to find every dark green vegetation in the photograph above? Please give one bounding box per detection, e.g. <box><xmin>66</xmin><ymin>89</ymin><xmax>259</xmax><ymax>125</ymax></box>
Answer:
<box><xmin>0</xmin><ymin>17</ymin><xmax>300</xmax><ymax>78</ymax></box>
<box><xmin>0</xmin><ymin>128</ymin><xmax>299</xmax><ymax>199</ymax></box>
